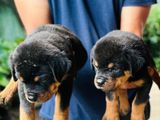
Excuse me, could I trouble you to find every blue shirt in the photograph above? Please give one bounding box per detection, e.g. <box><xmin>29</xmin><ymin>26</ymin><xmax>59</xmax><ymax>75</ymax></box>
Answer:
<box><xmin>39</xmin><ymin>0</ymin><xmax>156</xmax><ymax>120</ymax></box>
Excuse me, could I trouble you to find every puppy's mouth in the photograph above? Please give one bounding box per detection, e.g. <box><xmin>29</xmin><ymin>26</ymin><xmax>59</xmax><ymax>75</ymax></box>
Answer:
<box><xmin>25</xmin><ymin>83</ymin><xmax>60</xmax><ymax>103</ymax></box>
<box><xmin>26</xmin><ymin>92</ymin><xmax>38</xmax><ymax>103</ymax></box>
<box><xmin>26</xmin><ymin>91</ymin><xmax>54</xmax><ymax>103</ymax></box>
<box><xmin>94</xmin><ymin>78</ymin><xmax>115</xmax><ymax>92</ymax></box>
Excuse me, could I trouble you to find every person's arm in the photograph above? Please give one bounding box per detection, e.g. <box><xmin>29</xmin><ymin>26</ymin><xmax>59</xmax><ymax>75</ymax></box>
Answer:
<box><xmin>120</xmin><ymin>6</ymin><xmax>151</xmax><ymax>38</ymax></box>
<box><xmin>14</xmin><ymin>0</ymin><xmax>51</xmax><ymax>35</ymax></box>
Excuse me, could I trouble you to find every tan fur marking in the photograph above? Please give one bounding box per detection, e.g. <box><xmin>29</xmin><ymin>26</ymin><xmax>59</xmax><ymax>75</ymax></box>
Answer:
<box><xmin>131</xmin><ymin>95</ymin><xmax>146</xmax><ymax>120</ymax></box>
<box><xmin>120</xmin><ymin>79</ymin><xmax>144</xmax><ymax>89</ymax></box>
<box><xmin>34</xmin><ymin>76</ymin><xmax>40</xmax><ymax>82</ymax></box>
<box><xmin>0</xmin><ymin>77</ymin><xmax>18</xmax><ymax>104</ymax></box>
<box><xmin>117</xmin><ymin>89</ymin><xmax>130</xmax><ymax>116</ymax></box>
<box><xmin>38</xmin><ymin>82</ymin><xmax>60</xmax><ymax>102</ymax></box>
<box><xmin>53</xmin><ymin>93</ymin><xmax>69</xmax><ymax>120</ymax></box>
<box><xmin>93</xmin><ymin>59</ymin><xmax>98</xmax><ymax>67</ymax></box>
<box><xmin>103</xmin><ymin>92</ymin><xmax>119</xmax><ymax>120</ymax></box>
<box><xmin>108</xmin><ymin>63</ymin><xmax>114</xmax><ymax>68</ymax></box>
<box><xmin>115</xmin><ymin>71</ymin><xmax>132</xmax><ymax>88</ymax></box>
<box><xmin>20</xmin><ymin>104</ymin><xmax>35</xmax><ymax>120</ymax></box>
<box><xmin>50</xmin><ymin>82</ymin><xmax>60</xmax><ymax>93</ymax></box>
<box><xmin>129</xmin><ymin>79</ymin><xmax>144</xmax><ymax>87</ymax></box>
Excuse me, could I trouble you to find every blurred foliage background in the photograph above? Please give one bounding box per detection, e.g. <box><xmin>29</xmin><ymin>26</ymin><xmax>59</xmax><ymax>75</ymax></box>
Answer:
<box><xmin>144</xmin><ymin>4</ymin><xmax>160</xmax><ymax>71</ymax></box>
<box><xmin>0</xmin><ymin>0</ymin><xmax>24</xmax><ymax>87</ymax></box>
<box><xmin>0</xmin><ymin>2</ymin><xmax>160</xmax><ymax>88</ymax></box>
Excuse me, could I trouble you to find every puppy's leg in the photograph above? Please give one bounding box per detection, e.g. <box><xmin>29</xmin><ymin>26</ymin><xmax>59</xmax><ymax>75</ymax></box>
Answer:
<box><xmin>117</xmin><ymin>89</ymin><xmax>130</xmax><ymax>116</ymax></box>
<box><xmin>20</xmin><ymin>104</ymin><xmax>35</xmax><ymax>120</ymax></box>
<box><xmin>18</xmin><ymin>81</ymin><xmax>35</xmax><ymax>120</ymax></box>
<box><xmin>0</xmin><ymin>77</ymin><xmax>18</xmax><ymax>104</ymax></box>
<box><xmin>103</xmin><ymin>91</ymin><xmax>119</xmax><ymax>120</ymax></box>
<box><xmin>54</xmin><ymin>93</ymin><xmax>69</xmax><ymax>120</ymax></box>
<box><xmin>131</xmin><ymin>80</ymin><xmax>152</xmax><ymax>120</ymax></box>
<box><xmin>53</xmin><ymin>75</ymin><xmax>73</xmax><ymax>120</ymax></box>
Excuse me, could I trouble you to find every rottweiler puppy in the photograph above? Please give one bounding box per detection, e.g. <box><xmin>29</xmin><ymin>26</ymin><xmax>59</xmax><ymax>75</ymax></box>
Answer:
<box><xmin>91</xmin><ymin>30</ymin><xmax>160</xmax><ymax>120</ymax></box>
<box><xmin>0</xmin><ymin>24</ymin><xmax>87</xmax><ymax>120</ymax></box>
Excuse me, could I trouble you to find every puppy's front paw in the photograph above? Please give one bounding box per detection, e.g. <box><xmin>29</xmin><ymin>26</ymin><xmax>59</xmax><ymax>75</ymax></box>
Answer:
<box><xmin>119</xmin><ymin>100</ymin><xmax>130</xmax><ymax>116</ymax></box>
<box><xmin>53</xmin><ymin>114</ymin><xmax>68</xmax><ymax>120</ymax></box>
<box><xmin>0</xmin><ymin>79</ymin><xmax>18</xmax><ymax>105</ymax></box>
<box><xmin>0</xmin><ymin>90</ymin><xmax>13</xmax><ymax>105</ymax></box>
<box><xmin>131</xmin><ymin>115</ymin><xmax>145</xmax><ymax>120</ymax></box>
<box><xmin>102</xmin><ymin>114</ymin><xmax>119</xmax><ymax>120</ymax></box>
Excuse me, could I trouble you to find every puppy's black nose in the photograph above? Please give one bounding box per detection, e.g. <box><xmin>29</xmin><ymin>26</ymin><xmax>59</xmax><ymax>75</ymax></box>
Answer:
<box><xmin>96</xmin><ymin>78</ymin><xmax>106</xmax><ymax>86</ymax></box>
<box><xmin>27</xmin><ymin>92</ymin><xmax>38</xmax><ymax>102</ymax></box>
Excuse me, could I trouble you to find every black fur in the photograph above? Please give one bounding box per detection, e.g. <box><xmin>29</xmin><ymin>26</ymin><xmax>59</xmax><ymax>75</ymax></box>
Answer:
<box><xmin>91</xmin><ymin>30</ymin><xmax>154</xmax><ymax>87</ymax></box>
<box><xmin>9</xmin><ymin>24</ymin><xmax>87</xmax><ymax>112</ymax></box>
<box><xmin>91</xmin><ymin>30</ymin><xmax>155</xmax><ymax>119</ymax></box>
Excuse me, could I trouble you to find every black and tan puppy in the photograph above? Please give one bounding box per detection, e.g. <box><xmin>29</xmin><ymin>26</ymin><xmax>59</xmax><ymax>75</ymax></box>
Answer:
<box><xmin>0</xmin><ymin>24</ymin><xmax>87</xmax><ymax>120</ymax></box>
<box><xmin>91</xmin><ymin>30</ymin><xmax>160</xmax><ymax>120</ymax></box>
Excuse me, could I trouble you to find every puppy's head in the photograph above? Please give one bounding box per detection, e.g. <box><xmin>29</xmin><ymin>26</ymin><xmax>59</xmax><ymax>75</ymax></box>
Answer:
<box><xmin>9</xmin><ymin>41</ymin><xmax>71</xmax><ymax>103</ymax></box>
<box><xmin>91</xmin><ymin>31</ymin><xmax>146</xmax><ymax>92</ymax></box>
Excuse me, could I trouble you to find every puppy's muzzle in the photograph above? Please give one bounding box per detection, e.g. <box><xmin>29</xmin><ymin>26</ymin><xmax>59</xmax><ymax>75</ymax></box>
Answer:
<box><xmin>94</xmin><ymin>75</ymin><xmax>116</xmax><ymax>92</ymax></box>
<box><xmin>96</xmin><ymin>77</ymin><xmax>106</xmax><ymax>86</ymax></box>
<box><xmin>27</xmin><ymin>92</ymin><xmax>38</xmax><ymax>102</ymax></box>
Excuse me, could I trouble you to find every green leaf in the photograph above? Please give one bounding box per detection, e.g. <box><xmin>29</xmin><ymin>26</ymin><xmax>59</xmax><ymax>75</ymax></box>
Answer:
<box><xmin>0</xmin><ymin>75</ymin><xmax>9</xmax><ymax>87</ymax></box>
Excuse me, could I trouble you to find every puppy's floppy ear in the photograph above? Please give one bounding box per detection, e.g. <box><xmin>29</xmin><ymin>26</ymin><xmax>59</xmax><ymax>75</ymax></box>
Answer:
<box><xmin>123</xmin><ymin>49</ymin><xmax>145</xmax><ymax>76</ymax></box>
<box><xmin>9</xmin><ymin>53</ymin><xmax>18</xmax><ymax>81</ymax></box>
<box><xmin>48</xmin><ymin>55</ymin><xmax>71</xmax><ymax>82</ymax></box>
<box><xmin>90</xmin><ymin>57</ymin><xmax>95</xmax><ymax>71</ymax></box>
<box><xmin>90</xmin><ymin>50</ymin><xmax>95</xmax><ymax>71</ymax></box>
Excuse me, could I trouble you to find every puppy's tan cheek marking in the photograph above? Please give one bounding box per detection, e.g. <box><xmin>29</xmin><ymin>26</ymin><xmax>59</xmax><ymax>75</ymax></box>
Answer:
<box><xmin>131</xmin><ymin>95</ymin><xmax>146</xmax><ymax>120</ymax></box>
<box><xmin>38</xmin><ymin>82</ymin><xmax>61</xmax><ymax>102</ymax></box>
<box><xmin>108</xmin><ymin>63</ymin><xmax>114</xmax><ymax>68</ymax></box>
<box><xmin>34</xmin><ymin>76</ymin><xmax>40</xmax><ymax>82</ymax></box>
<box><xmin>49</xmin><ymin>82</ymin><xmax>60</xmax><ymax>94</ymax></box>
<box><xmin>115</xmin><ymin>71</ymin><xmax>131</xmax><ymax>87</ymax></box>
<box><xmin>93</xmin><ymin>59</ymin><xmax>98</xmax><ymax>67</ymax></box>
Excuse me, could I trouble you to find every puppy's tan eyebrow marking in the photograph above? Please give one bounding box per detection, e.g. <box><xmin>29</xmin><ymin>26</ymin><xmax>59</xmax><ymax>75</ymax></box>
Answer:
<box><xmin>34</xmin><ymin>76</ymin><xmax>40</xmax><ymax>82</ymax></box>
<box><xmin>108</xmin><ymin>63</ymin><xmax>114</xmax><ymax>68</ymax></box>
<box><xmin>93</xmin><ymin>59</ymin><xmax>98</xmax><ymax>67</ymax></box>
